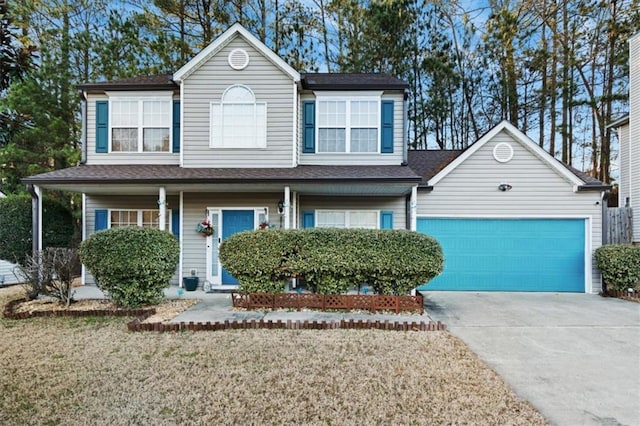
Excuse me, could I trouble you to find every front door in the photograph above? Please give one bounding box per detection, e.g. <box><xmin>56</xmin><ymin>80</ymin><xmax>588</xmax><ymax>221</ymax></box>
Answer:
<box><xmin>221</xmin><ymin>210</ymin><xmax>255</xmax><ymax>285</ymax></box>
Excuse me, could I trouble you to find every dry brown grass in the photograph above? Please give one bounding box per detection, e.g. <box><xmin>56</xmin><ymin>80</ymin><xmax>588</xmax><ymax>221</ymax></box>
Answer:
<box><xmin>0</xmin><ymin>287</ymin><xmax>547</xmax><ymax>425</ymax></box>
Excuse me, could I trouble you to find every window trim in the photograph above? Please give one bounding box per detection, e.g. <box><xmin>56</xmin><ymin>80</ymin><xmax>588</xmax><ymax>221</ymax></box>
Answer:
<box><xmin>209</xmin><ymin>84</ymin><xmax>267</xmax><ymax>149</ymax></box>
<box><xmin>315</xmin><ymin>209</ymin><xmax>380</xmax><ymax>229</ymax></box>
<box><xmin>108</xmin><ymin>209</ymin><xmax>172</xmax><ymax>229</ymax></box>
<box><xmin>107</xmin><ymin>92</ymin><xmax>174</xmax><ymax>154</ymax></box>
<box><xmin>314</xmin><ymin>91</ymin><xmax>382</xmax><ymax>154</ymax></box>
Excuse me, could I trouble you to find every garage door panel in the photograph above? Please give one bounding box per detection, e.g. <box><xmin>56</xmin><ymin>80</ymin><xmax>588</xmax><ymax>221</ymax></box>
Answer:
<box><xmin>417</xmin><ymin>218</ymin><xmax>585</xmax><ymax>292</ymax></box>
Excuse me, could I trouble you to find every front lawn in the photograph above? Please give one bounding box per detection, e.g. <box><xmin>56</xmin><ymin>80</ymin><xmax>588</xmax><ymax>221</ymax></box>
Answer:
<box><xmin>0</xmin><ymin>286</ymin><xmax>546</xmax><ymax>425</ymax></box>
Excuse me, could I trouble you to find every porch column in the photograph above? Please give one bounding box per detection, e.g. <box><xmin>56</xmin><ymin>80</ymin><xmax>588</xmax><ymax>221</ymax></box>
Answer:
<box><xmin>410</xmin><ymin>185</ymin><xmax>418</xmax><ymax>231</ymax></box>
<box><xmin>158</xmin><ymin>187</ymin><xmax>166</xmax><ymax>231</ymax></box>
<box><xmin>283</xmin><ymin>186</ymin><xmax>291</xmax><ymax>229</ymax></box>
<box><xmin>27</xmin><ymin>184</ymin><xmax>43</xmax><ymax>255</ymax></box>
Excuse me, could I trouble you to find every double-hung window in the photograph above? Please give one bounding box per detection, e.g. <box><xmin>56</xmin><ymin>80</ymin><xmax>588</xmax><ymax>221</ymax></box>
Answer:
<box><xmin>317</xmin><ymin>93</ymin><xmax>380</xmax><ymax>153</ymax></box>
<box><xmin>210</xmin><ymin>85</ymin><xmax>267</xmax><ymax>148</ymax></box>
<box><xmin>109</xmin><ymin>209</ymin><xmax>170</xmax><ymax>229</ymax></box>
<box><xmin>316</xmin><ymin>210</ymin><xmax>379</xmax><ymax>229</ymax></box>
<box><xmin>110</xmin><ymin>96</ymin><xmax>172</xmax><ymax>152</ymax></box>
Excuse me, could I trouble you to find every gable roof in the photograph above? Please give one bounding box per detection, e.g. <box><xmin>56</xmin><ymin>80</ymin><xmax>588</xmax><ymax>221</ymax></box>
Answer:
<box><xmin>606</xmin><ymin>114</ymin><xmax>629</xmax><ymax>129</ymax></box>
<box><xmin>77</xmin><ymin>74</ymin><xmax>177</xmax><ymax>92</ymax></box>
<box><xmin>173</xmin><ymin>23</ymin><xmax>300</xmax><ymax>83</ymax></box>
<box><xmin>427</xmin><ymin>121</ymin><xmax>589</xmax><ymax>189</ymax></box>
<box><xmin>407</xmin><ymin>121</ymin><xmax>608</xmax><ymax>191</ymax></box>
<box><xmin>301</xmin><ymin>73</ymin><xmax>409</xmax><ymax>90</ymax></box>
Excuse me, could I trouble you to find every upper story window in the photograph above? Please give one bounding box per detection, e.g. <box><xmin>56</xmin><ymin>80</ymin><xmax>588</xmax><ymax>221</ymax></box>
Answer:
<box><xmin>210</xmin><ymin>85</ymin><xmax>266</xmax><ymax>149</ymax></box>
<box><xmin>317</xmin><ymin>94</ymin><xmax>380</xmax><ymax>153</ymax></box>
<box><xmin>110</xmin><ymin>96</ymin><xmax>172</xmax><ymax>152</ymax></box>
<box><xmin>302</xmin><ymin>92</ymin><xmax>394</xmax><ymax>155</ymax></box>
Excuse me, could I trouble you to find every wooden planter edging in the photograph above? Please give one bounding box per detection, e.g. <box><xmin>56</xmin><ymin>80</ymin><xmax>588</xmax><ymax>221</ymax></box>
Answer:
<box><xmin>125</xmin><ymin>318</ymin><xmax>446</xmax><ymax>332</ymax></box>
<box><xmin>231</xmin><ymin>292</ymin><xmax>424</xmax><ymax>314</ymax></box>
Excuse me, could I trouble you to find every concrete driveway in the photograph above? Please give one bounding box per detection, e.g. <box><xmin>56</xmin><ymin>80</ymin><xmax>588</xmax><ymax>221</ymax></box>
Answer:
<box><xmin>422</xmin><ymin>292</ymin><xmax>640</xmax><ymax>426</ymax></box>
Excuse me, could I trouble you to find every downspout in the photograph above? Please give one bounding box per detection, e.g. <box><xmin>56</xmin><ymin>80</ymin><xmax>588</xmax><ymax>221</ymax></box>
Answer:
<box><xmin>80</xmin><ymin>90</ymin><xmax>87</xmax><ymax>164</ymax></box>
<box><xmin>26</xmin><ymin>184</ymin><xmax>42</xmax><ymax>256</ymax></box>
<box><xmin>402</xmin><ymin>89</ymin><xmax>409</xmax><ymax>165</ymax></box>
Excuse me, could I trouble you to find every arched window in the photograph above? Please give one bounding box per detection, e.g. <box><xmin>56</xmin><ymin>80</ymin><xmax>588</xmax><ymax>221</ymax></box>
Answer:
<box><xmin>210</xmin><ymin>85</ymin><xmax>267</xmax><ymax>148</ymax></box>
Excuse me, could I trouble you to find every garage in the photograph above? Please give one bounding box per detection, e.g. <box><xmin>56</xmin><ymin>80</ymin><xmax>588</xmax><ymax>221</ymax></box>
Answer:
<box><xmin>416</xmin><ymin>218</ymin><xmax>586</xmax><ymax>292</ymax></box>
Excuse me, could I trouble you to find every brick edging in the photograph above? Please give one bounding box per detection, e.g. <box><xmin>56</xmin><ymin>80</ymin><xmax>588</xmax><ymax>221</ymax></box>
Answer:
<box><xmin>603</xmin><ymin>290</ymin><xmax>640</xmax><ymax>299</ymax></box>
<box><xmin>3</xmin><ymin>298</ymin><xmax>447</xmax><ymax>332</ymax></box>
<box><xmin>126</xmin><ymin>318</ymin><xmax>447</xmax><ymax>332</ymax></box>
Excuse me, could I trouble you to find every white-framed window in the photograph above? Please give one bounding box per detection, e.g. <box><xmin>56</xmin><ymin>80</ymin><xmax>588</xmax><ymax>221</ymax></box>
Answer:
<box><xmin>109</xmin><ymin>209</ymin><xmax>171</xmax><ymax>229</ymax></box>
<box><xmin>316</xmin><ymin>210</ymin><xmax>379</xmax><ymax>229</ymax></box>
<box><xmin>109</xmin><ymin>96</ymin><xmax>172</xmax><ymax>152</ymax></box>
<box><xmin>316</xmin><ymin>93</ymin><xmax>380</xmax><ymax>153</ymax></box>
<box><xmin>210</xmin><ymin>85</ymin><xmax>267</xmax><ymax>149</ymax></box>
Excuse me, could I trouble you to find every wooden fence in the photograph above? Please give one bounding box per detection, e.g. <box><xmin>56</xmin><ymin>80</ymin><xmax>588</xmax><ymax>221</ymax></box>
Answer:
<box><xmin>231</xmin><ymin>292</ymin><xmax>424</xmax><ymax>314</ymax></box>
<box><xmin>606</xmin><ymin>207</ymin><xmax>633</xmax><ymax>244</ymax></box>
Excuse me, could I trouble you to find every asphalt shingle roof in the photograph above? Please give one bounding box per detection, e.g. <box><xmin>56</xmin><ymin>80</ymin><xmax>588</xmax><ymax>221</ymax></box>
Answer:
<box><xmin>23</xmin><ymin>164</ymin><xmax>421</xmax><ymax>185</ymax></box>
<box><xmin>407</xmin><ymin>150</ymin><xmax>464</xmax><ymax>186</ymax></box>
<box><xmin>77</xmin><ymin>74</ymin><xmax>178</xmax><ymax>91</ymax></box>
<box><xmin>301</xmin><ymin>73</ymin><xmax>409</xmax><ymax>90</ymax></box>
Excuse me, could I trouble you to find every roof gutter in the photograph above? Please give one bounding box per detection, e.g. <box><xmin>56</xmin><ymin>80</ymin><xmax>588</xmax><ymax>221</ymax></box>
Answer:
<box><xmin>576</xmin><ymin>185</ymin><xmax>612</xmax><ymax>192</ymax></box>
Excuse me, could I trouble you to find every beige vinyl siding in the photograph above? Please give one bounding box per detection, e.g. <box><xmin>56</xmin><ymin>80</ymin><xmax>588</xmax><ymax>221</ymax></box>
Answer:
<box><xmin>85</xmin><ymin>94</ymin><xmax>180</xmax><ymax>165</ymax></box>
<box><xmin>618</xmin><ymin>123</ymin><xmax>630</xmax><ymax>206</ymax></box>
<box><xmin>182</xmin><ymin>192</ymin><xmax>285</xmax><ymax>281</ymax></box>
<box><xmin>83</xmin><ymin>195</ymin><xmax>180</xmax><ymax>285</ymax></box>
<box><xmin>181</xmin><ymin>36</ymin><xmax>294</xmax><ymax>168</ymax></box>
<box><xmin>298</xmin><ymin>195</ymin><xmax>406</xmax><ymax>229</ymax></box>
<box><xmin>416</xmin><ymin>130</ymin><xmax>603</xmax><ymax>293</ymax></box>
<box><xmin>298</xmin><ymin>92</ymin><xmax>405</xmax><ymax>165</ymax></box>
<box><xmin>629</xmin><ymin>34</ymin><xmax>640</xmax><ymax>242</ymax></box>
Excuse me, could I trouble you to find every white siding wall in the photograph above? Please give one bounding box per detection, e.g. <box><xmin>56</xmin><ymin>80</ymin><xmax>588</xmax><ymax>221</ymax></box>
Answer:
<box><xmin>299</xmin><ymin>195</ymin><xmax>407</xmax><ymax>229</ymax></box>
<box><xmin>85</xmin><ymin>93</ymin><xmax>180</xmax><ymax>165</ymax></box>
<box><xmin>0</xmin><ymin>260</ymin><xmax>20</xmax><ymax>285</ymax></box>
<box><xmin>416</xmin><ymin>130</ymin><xmax>604</xmax><ymax>293</ymax></box>
<box><xmin>83</xmin><ymin>194</ymin><xmax>180</xmax><ymax>285</ymax></box>
<box><xmin>181</xmin><ymin>36</ymin><xmax>295</xmax><ymax>168</ymax></box>
<box><xmin>629</xmin><ymin>34</ymin><xmax>640</xmax><ymax>242</ymax></box>
<box><xmin>298</xmin><ymin>92</ymin><xmax>405</xmax><ymax>165</ymax></box>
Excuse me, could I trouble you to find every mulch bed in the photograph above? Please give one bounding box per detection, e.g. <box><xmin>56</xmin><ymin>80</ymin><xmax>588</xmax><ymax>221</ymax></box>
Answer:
<box><xmin>4</xmin><ymin>297</ymin><xmax>446</xmax><ymax>332</ymax></box>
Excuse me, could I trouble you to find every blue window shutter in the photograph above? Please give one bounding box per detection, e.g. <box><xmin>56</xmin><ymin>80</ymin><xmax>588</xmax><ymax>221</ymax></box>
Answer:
<box><xmin>95</xmin><ymin>101</ymin><xmax>108</xmax><ymax>153</ymax></box>
<box><xmin>171</xmin><ymin>209</ymin><xmax>180</xmax><ymax>238</ymax></box>
<box><xmin>380</xmin><ymin>211</ymin><xmax>393</xmax><ymax>229</ymax></box>
<box><xmin>95</xmin><ymin>209</ymin><xmax>108</xmax><ymax>231</ymax></box>
<box><xmin>172</xmin><ymin>100</ymin><xmax>180</xmax><ymax>153</ymax></box>
<box><xmin>381</xmin><ymin>100</ymin><xmax>394</xmax><ymax>153</ymax></box>
<box><xmin>302</xmin><ymin>211</ymin><xmax>315</xmax><ymax>228</ymax></box>
<box><xmin>302</xmin><ymin>101</ymin><xmax>315</xmax><ymax>153</ymax></box>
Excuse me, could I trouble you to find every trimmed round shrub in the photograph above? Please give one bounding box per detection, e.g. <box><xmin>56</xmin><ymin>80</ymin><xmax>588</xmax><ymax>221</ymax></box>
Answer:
<box><xmin>79</xmin><ymin>227</ymin><xmax>179</xmax><ymax>307</ymax></box>
<box><xmin>219</xmin><ymin>228</ymin><xmax>443</xmax><ymax>295</ymax></box>
<box><xmin>595</xmin><ymin>244</ymin><xmax>640</xmax><ymax>292</ymax></box>
<box><xmin>0</xmin><ymin>194</ymin><xmax>74</xmax><ymax>265</ymax></box>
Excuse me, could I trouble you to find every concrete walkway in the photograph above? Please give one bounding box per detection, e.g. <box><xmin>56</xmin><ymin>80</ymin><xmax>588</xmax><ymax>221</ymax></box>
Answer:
<box><xmin>422</xmin><ymin>292</ymin><xmax>640</xmax><ymax>426</ymax></box>
<box><xmin>73</xmin><ymin>285</ymin><xmax>434</xmax><ymax>325</ymax></box>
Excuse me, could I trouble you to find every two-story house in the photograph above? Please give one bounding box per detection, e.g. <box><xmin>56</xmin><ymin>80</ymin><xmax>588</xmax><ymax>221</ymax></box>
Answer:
<box><xmin>25</xmin><ymin>23</ymin><xmax>608</xmax><ymax>294</ymax></box>
<box><xmin>609</xmin><ymin>32</ymin><xmax>638</xmax><ymax>244</ymax></box>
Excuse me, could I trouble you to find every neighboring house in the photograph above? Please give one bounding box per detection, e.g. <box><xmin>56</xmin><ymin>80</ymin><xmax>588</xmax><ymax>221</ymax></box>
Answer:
<box><xmin>0</xmin><ymin>259</ymin><xmax>20</xmax><ymax>285</ymax></box>
<box><xmin>609</xmin><ymin>32</ymin><xmax>638</xmax><ymax>243</ymax></box>
<box><xmin>23</xmin><ymin>23</ymin><xmax>608</xmax><ymax>294</ymax></box>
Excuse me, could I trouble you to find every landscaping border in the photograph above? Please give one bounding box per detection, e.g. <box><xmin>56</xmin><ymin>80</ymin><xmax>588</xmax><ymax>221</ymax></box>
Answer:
<box><xmin>603</xmin><ymin>290</ymin><xmax>640</xmax><ymax>300</ymax></box>
<box><xmin>231</xmin><ymin>292</ymin><xmax>424</xmax><ymax>314</ymax></box>
<box><xmin>3</xmin><ymin>298</ymin><xmax>446</xmax><ymax>332</ymax></box>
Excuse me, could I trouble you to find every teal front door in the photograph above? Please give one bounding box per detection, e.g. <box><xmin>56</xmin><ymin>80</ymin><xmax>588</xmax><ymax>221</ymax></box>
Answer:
<box><xmin>221</xmin><ymin>210</ymin><xmax>255</xmax><ymax>285</ymax></box>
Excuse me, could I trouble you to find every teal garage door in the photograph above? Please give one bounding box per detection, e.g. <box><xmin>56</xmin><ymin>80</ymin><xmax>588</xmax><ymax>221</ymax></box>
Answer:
<box><xmin>416</xmin><ymin>218</ymin><xmax>585</xmax><ymax>292</ymax></box>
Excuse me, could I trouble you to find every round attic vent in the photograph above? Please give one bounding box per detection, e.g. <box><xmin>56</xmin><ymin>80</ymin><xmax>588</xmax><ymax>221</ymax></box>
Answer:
<box><xmin>493</xmin><ymin>142</ymin><xmax>514</xmax><ymax>163</ymax></box>
<box><xmin>228</xmin><ymin>48</ymin><xmax>249</xmax><ymax>70</ymax></box>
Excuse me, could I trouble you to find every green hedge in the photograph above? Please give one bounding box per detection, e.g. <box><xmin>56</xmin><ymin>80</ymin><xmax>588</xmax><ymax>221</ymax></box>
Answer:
<box><xmin>219</xmin><ymin>228</ymin><xmax>443</xmax><ymax>295</ymax></box>
<box><xmin>595</xmin><ymin>244</ymin><xmax>640</xmax><ymax>292</ymax></box>
<box><xmin>0</xmin><ymin>194</ymin><xmax>74</xmax><ymax>265</ymax></box>
<box><xmin>79</xmin><ymin>227</ymin><xmax>179</xmax><ymax>307</ymax></box>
